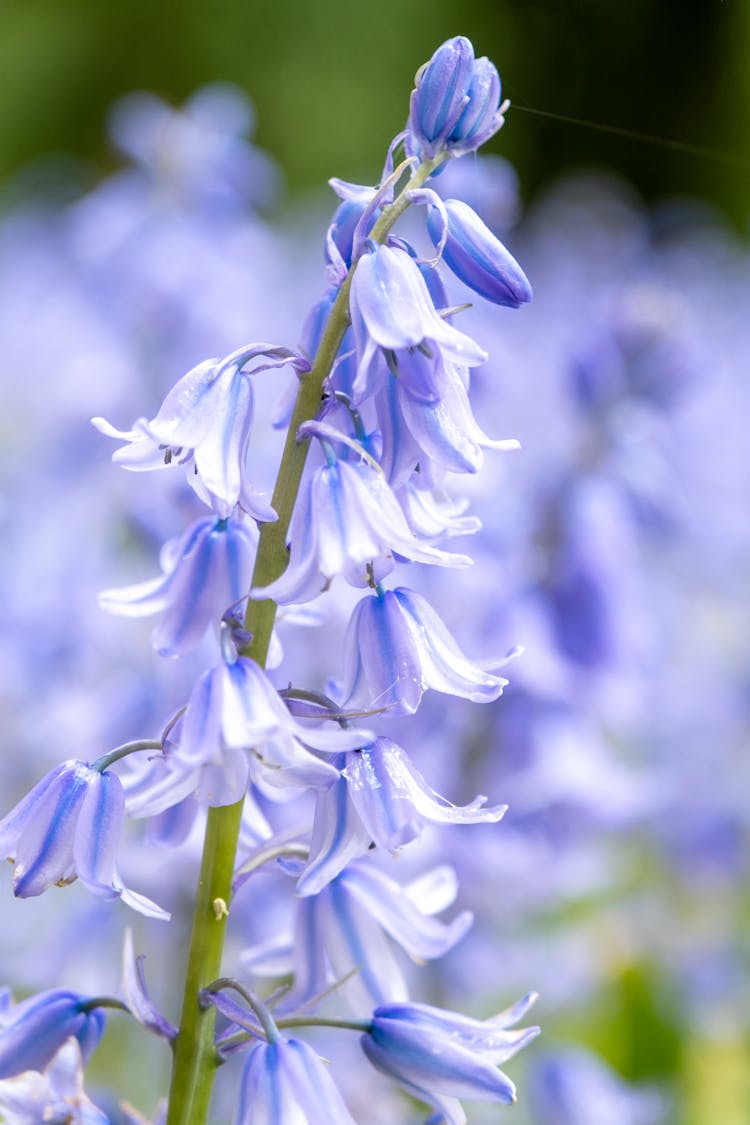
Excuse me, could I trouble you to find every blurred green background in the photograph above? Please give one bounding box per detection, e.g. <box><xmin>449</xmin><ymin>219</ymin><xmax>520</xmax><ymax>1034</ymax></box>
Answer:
<box><xmin>1</xmin><ymin>0</ymin><xmax>747</xmax><ymax>223</ymax></box>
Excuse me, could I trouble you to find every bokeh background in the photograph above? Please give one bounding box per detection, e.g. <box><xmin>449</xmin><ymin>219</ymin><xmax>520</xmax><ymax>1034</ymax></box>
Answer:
<box><xmin>1</xmin><ymin>0</ymin><xmax>748</xmax><ymax>224</ymax></box>
<box><xmin>1</xmin><ymin>3</ymin><xmax>749</xmax><ymax>1124</ymax></box>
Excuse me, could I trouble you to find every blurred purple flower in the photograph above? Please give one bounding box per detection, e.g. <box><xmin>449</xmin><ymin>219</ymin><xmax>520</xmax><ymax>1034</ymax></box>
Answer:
<box><xmin>0</xmin><ymin>1038</ymin><xmax>108</xmax><ymax>1123</ymax></box>
<box><xmin>0</xmin><ymin>989</ymin><xmax>106</xmax><ymax>1079</ymax></box>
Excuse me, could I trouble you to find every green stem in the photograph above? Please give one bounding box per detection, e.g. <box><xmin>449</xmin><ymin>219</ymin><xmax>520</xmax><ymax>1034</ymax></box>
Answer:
<box><xmin>164</xmin><ymin>152</ymin><xmax>441</xmax><ymax>1125</ymax></box>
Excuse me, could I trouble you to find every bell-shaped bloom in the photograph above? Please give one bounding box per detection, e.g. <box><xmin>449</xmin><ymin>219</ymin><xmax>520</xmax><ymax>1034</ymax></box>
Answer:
<box><xmin>345</xmin><ymin>737</ymin><xmax>507</xmax><ymax>851</ymax></box>
<box><xmin>406</xmin><ymin>37</ymin><xmax>506</xmax><ymax>161</ymax></box>
<box><xmin>427</xmin><ymin>198</ymin><xmax>532</xmax><ymax>307</ymax></box>
<box><xmin>0</xmin><ymin>762</ymin><xmax>168</xmax><ymax>919</ymax></box>
<box><xmin>99</xmin><ymin>515</ymin><xmax>256</xmax><ymax>657</ymax></box>
<box><xmin>349</xmin><ymin>243</ymin><xmax>487</xmax><ymax>405</ymax></box>
<box><xmin>244</xmin><ymin>862</ymin><xmax>470</xmax><ymax>1012</ymax></box>
<box><xmin>0</xmin><ymin>1038</ymin><xmax>109</xmax><ymax>1123</ymax></box>
<box><xmin>0</xmin><ymin>989</ymin><xmax>106</xmax><ymax>1079</ymax></box>
<box><xmin>130</xmin><ymin>656</ymin><xmax>369</xmax><ymax>810</ymax></box>
<box><xmin>375</xmin><ymin>356</ymin><xmax>519</xmax><ymax>488</ymax></box>
<box><xmin>235</xmin><ymin>1036</ymin><xmax>356</xmax><ymax>1125</ymax></box>
<box><xmin>255</xmin><ymin>451</ymin><xmax>470</xmax><ymax>605</ymax></box>
<box><xmin>92</xmin><ymin>344</ymin><xmax>307</xmax><ymax>518</ymax></box>
<box><xmin>361</xmin><ymin>993</ymin><xmax>540</xmax><ymax>1124</ymax></box>
<box><xmin>296</xmin><ymin>738</ymin><xmax>506</xmax><ymax>894</ymax></box>
<box><xmin>341</xmin><ymin>587</ymin><xmax>508</xmax><ymax>715</ymax></box>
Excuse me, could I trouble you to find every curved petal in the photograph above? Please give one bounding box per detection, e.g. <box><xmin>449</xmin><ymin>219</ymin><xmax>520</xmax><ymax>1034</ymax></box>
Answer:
<box><xmin>396</xmin><ymin>587</ymin><xmax>507</xmax><ymax>703</ymax></box>
<box><xmin>339</xmin><ymin>862</ymin><xmax>472</xmax><ymax>962</ymax></box>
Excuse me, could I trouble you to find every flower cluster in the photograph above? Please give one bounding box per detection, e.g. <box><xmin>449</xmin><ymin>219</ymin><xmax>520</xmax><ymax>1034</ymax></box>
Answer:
<box><xmin>0</xmin><ymin>36</ymin><xmax>540</xmax><ymax>1124</ymax></box>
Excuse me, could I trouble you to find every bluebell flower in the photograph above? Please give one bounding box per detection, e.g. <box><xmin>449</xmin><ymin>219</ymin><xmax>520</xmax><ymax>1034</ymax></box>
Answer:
<box><xmin>341</xmin><ymin>587</ymin><xmax>508</xmax><ymax>715</ymax></box>
<box><xmin>92</xmin><ymin>344</ymin><xmax>307</xmax><ymax>519</ymax></box>
<box><xmin>0</xmin><ymin>1038</ymin><xmax>109</xmax><ymax>1123</ymax></box>
<box><xmin>345</xmin><ymin>737</ymin><xmax>507</xmax><ymax>851</ymax></box>
<box><xmin>374</xmin><ymin>355</ymin><xmax>519</xmax><ymax>487</ymax></box>
<box><xmin>235</xmin><ymin>1036</ymin><xmax>355</xmax><ymax>1124</ymax></box>
<box><xmin>349</xmin><ymin>242</ymin><xmax>487</xmax><ymax>405</ymax></box>
<box><xmin>406</xmin><ymin>37</ymin><xmax>507</xmax><ymax>162</ymax></box>
<box><xmin>529</xmin><ymin>1046</ymin><xmax>664</xmax><ymax>1125</ymax></box>
<box><xmin>0</xmin><ymin>761</ymin><xmax>168</xmax><ymax>918</ymax></box>
<box><xmin>99</xmin><ymin>514</ymin><xmax>256</xmax><ymax>657</ymax></box>
<box><xmin>0</xmin><ymin>989</ymin><xmax>106</xmax><ymax>1079</ymax></box>
<box><xmin>296</xmin><ymin>737</ymin><xmax>506</xmax><ymax>891</ymax></box>
<box><xmin>361</xmin><ymin>993</ymin><xmax>539</xmax><ymax>1124</ymax></box>
<box><xmin>128</xmin><ymin>656</ymin><xmax>368</xmax><ymax>810</ymax></box>
<box><xmin>296</xmin><ymin>859</ymin><xmax>472</xmax><ymax>1012</ymax></box>
<box><xmin>427</xmin><ymin>198</ymin><xmax>532</xmax><ymax>307</ymax></box>
<box><xmin>245</xmin><ymin>862</ymin><xmax>471</xmax><ymax>1011</ymax></box>
<box><xmin>254</xmin><ymin>449</ymin><xmax>470</xmax><ymax>605</ymax></box>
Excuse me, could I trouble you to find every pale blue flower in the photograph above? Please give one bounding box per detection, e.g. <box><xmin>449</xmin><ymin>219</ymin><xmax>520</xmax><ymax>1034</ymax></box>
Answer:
<box><xmin>99</xmin><ymin>515</ymin><xmax>256</xmax><ymax>657</ymax></box>
<box><xmin>264</xmin><ymin>861</ymin><xmax>472</xmax><ymax>1012</ymax></box>
<box><xmin>345</xmin><ymin>737</ymin><xmax>507</xmax><ymax>851</ymax></box>
<box><xmin>0</xmin><ymin>989</ymin><xmax>106</xmax><ymax>1079</ymax></box>
<box><xmin>236</xmin><ymin>1036</ymin><xmax>355</xmax><ymax>1125</ymax></box>
<box><xmin>128</xmin><ymin>656</ymin><xmax>369</xmax><ymax>810</ymax></box>
<box><xmin>0</xmin><ymin>1038</ymin><xmax>109</xmax><ymax>1123</ymax></box>
<box><xmin>349</xmin><ymin>243</ymin><xmax>487</xmax><ymax>405</ymax></box>
<box><xmin>341</xmin><ymin>587</ymin><xmax>508</xmax><ymax>715</ymax></box>
<box><xmin>374</xmin><ymin>355</ymin><xmax>519</xmax><ymax>487</ymax></box>
<box><xmin>0</xmin><ymin>762</ymin><xmax>168</xmax><ymax>919</ymax></box>
<box><xmin>362</xmin><ymin>993</ymin><xmax>539</xmax><ymax>1124</ymax></box>
<box><xmin>93</xmin><ymin>344</ymin><xmax>307</xmax><ymax>519</ymax></box>
<box><xmin>254</xmin><ymin>449</ymin><xmax>470</xmax><ymax>605</ymax></box>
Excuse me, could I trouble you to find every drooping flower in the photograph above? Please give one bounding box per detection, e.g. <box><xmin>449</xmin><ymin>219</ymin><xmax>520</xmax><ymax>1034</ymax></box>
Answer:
<box><xmin>99</xmin><ymin>514</ymin><xmax>256</xmax><ymax>657</ymax></box>
<box><xmin>235</xmin><ymin>1036</ymin><xmax>356</xmax><ymax>1125</ymax></box>
<box><xmin>253</xmin><ymin>445</ymin><xmax>470</xmax><ymax>605</ymax></box>
<box><xmin>128</xmin><ymin>655</ymin><xmax>370</xmax><ymax>810</ymax></box>
<box><xmin>0</xmin><ymin>761</ymin><xmax>168</xmax><ymax>919</ymax></box>
<box><xmin>427</xmin><ymin>198</ymin><xmax>532</xmax><ymax>307</ymax></box>
<box><xmin>341</xmin><ymin>586</ymin><xmax>508</xmax><ymax>715</ymax></box>
<box><xmin>348</xmin><ymin>242</ymin><xmax>487</xmax><ymax>405</ymax></box>
<box><xmin>406</xmin><ymin>37</ymin><xmax>507</xmax><ymax>162</ymax></box>
<box><xmin>361</xmin><ymin>993</ymin><xmax>540</xmax><ymax>1124</ymax></box>
<box><xmin>345</xmin><ymin>737</ymin><xmax>507</xmax><ymax>851</ymax></box>
<box><xmin>0</xmin><ymin>989</ymin><xmax>106</xmax><ymax>1079</ymax></box>
<box><xmin>250</xmin><ymin>861</ymin><xmax>472</xmax><ymax>1012</ymax></box>
<box><xmin>296</xmin><ymin>737</ymin><xmax>507</xmax><ymax>892</ymax></box>
<box><xmin>93</xmin><ymin>344</ymin><xmax>308</xmax><ymax>518</ymax></box>
<box><xmin>0</xmin><ymin>1038</ymin><xmax>109</xmax><ymax>1123</ymax></box>
<box><xmin>374</xmin><ymin>354</ymin><xmax>519</xmax><ymax>488</ymax></box>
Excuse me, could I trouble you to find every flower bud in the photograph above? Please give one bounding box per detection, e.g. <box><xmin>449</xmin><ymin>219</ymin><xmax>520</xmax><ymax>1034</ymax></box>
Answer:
<box><xmin>428</xmin><ymin>198</ymin><xmax>532</xmax><ymax>307</ymax></box>
<box><xmin>407</xmin><ymin>37</ymin><xmax>505</xmax><ymax>160</ymax></box>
